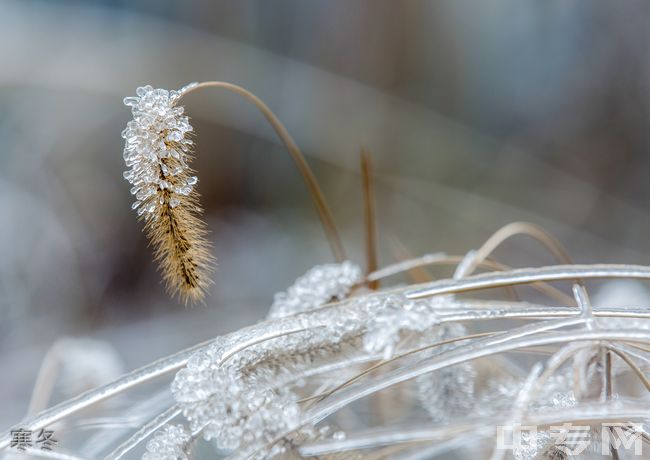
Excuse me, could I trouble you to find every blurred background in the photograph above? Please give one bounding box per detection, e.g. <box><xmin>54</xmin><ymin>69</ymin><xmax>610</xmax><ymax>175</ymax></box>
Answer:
<box><xmin>2</xmin><ymin>0</ymin><xmax>650</xmax><ymax>429</ymax></box>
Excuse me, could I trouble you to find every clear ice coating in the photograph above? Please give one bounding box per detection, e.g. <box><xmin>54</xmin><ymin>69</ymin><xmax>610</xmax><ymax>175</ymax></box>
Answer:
<box><xmin>121</xmin><ymin>85</ymin><xmax>196</xmax><ymax>218</ymax></box>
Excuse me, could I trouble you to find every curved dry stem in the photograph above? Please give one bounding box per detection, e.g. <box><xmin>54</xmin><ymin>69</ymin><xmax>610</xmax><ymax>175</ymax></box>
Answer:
<box><xmin>361</xmin><ymin>147</ymin><xmax>379</xmax><ymax>289</ymax></box>
<box><xmin>607</xmin><ymin>345</ymin><xmax>650</xmax><ymax>392</ymax></box>
<box><xmin>181</xmin><ymin>81</ymin><xmax>345</xmax><ymax>262</ymax></box>
<box><xmin>613</xmin><ymin>344</ymin><xmax>650</xmax><ymax>365</ymax></box>
<box><xmin>389</xmin><ymin>240</ymin><xmax>524</xmax><ymax>302</ymax></box>
<box><xmin>463</xmin><ymin>221</ymin><xmax>587</xmax><ymax>307</ymax></box>
<box><xmin>462</xmin><ymin>222</ymin><xmax>574</xmax><ymax>275</ymax></box>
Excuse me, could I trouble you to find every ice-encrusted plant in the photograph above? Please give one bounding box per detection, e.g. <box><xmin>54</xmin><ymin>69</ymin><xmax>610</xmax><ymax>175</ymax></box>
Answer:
<box><xmin>3</xmin><ymin>83</ymin><xmax>650</xmax><ymax>460</ymax></box>
<box><xmin>122</xmin><ymin>83</ymin><xmax>213</xmax><ymax>304</ymax></box>
<box><xmin>122</xmin><ymin>82</ymin><xmax>345</xmax><ymax>304</ymax></box>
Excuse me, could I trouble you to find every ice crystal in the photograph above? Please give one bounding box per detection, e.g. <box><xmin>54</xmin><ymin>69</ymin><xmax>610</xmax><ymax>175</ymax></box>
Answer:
<box><xmin>143</xmin><ymin>424</ymin><xmax>192</xmax><ymax>460</ymax></box>
<box><xmin>363</xmin><ymin>295</ymin><xmax>453</xmax><ymax>359</ymax></box>
<box><xmin>268</xmin><ymin>261</ymin><xmax>362</xmax><ymax>319</ymax></box>
<box><xmin>122</xmin><ymin>85</ymin><xmax>198</xmax><ymax>220</ymax></box>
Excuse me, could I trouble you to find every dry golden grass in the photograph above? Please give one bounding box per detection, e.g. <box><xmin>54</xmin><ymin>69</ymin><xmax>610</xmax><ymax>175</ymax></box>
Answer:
<box><xmin>140</xmin><ymin>136</ymin><xmax>214</xmax><ymax>304</ymax></box>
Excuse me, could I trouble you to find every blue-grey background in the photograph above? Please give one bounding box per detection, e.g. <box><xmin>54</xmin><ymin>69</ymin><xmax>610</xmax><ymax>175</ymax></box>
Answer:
<box><xmin>2</xmin><ymin>0</ymin><xmax>650</xmax><ymax>429</ymax></box>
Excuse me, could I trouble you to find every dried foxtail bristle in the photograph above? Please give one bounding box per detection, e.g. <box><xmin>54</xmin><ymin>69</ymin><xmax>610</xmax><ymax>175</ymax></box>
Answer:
<box><xmin>122</xmin><ymin>83</ymin><xmax>214</xmax><ymax>304</ymax></box>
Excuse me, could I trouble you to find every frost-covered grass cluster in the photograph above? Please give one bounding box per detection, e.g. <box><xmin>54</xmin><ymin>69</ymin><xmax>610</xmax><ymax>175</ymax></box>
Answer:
<box><xmin>5</xmin><ymin>255</ymin><xmax>650</xmax><ymax>459</ymax></box>
<box><xmin>159</xmin><ymin>258</ymin><xmax>650</xmax><ymax>459</ymax></box>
